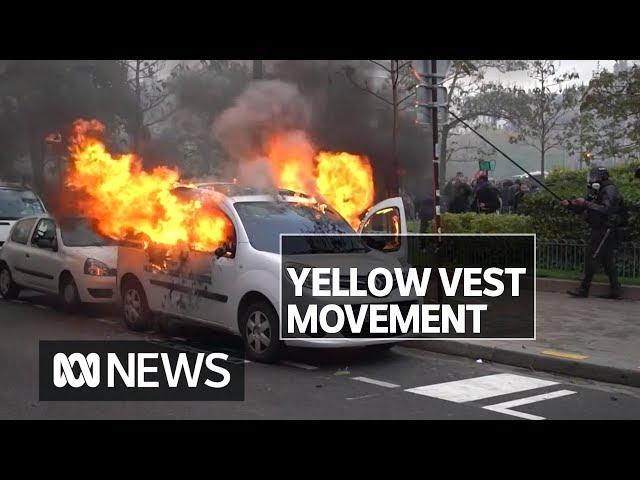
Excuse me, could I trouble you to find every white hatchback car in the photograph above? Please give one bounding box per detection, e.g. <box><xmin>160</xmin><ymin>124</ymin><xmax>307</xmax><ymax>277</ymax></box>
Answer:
<box><xmin>0</xmin><ymin>215</ymin><xmax>118</xmax><ymax>311</ymax></box>
<box><xmin>0</xmin><ymin>183</ymin><xmax>47</xmax><ymax>247</ymax></box>
<box><xmin>117</xmin><ymin>187</ymin><xmax>412</xmax><ymax>362</ymax></box>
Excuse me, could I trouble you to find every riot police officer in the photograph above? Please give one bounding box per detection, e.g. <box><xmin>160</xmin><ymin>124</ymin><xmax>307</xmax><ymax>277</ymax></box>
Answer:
<box><xmin>560</xmin><ymin>166</ymin><xmax>624</xmax><ymax>299</ymax></box>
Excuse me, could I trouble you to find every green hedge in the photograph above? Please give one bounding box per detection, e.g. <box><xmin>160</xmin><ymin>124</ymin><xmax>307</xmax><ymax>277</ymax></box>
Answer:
<box><xmin>408</xmin><ymin>212</ymin><xmax>534</xmax><ymax>234</ymax></box>
<box><xmin>519</xmin><ymin>162</ymin><xmax>640</xmax><ymax>241</ymax></box>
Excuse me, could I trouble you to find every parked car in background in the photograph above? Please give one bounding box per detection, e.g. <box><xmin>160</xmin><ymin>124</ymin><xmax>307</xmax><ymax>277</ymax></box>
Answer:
<box><xmin>0</xmin><ymin>215</ymin><xmax>117</xmax><ymax>311</ymax></box>
<box><xmin>0</xmin><ymin>183</ymin><xmax>47</xmax><ymax>247</ymax></box>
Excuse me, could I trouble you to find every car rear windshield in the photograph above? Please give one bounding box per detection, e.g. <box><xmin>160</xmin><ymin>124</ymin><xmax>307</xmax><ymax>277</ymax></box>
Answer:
<box><xmin>0</xmin><ymin>188</ymin><xmax>45</xmax><ymax>220</ymax></box>
<box><xmin>59</xmin><ymin>218</ymin><xmax>117</xmax><ymax>247</ymax></box>
<box><xmin>234</xmin><ymin>201</ymin><xmax>368</xmax><ymax>254</ymax></box>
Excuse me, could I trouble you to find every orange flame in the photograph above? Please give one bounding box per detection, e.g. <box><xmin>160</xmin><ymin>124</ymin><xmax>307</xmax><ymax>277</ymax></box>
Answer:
<box><xmin>315</xmin><ymin>151</ymin><xmax>374</xmax><ymax>228</ymax></box>
<box><xmin>264</xmin><ymin>132</ymin><xmax>374</xmax><ymax>228</ymax></box>
<box><xmin>65</xmin><ymin>119</ymin><xmax>231</xmax><ymax>252</ymax></box>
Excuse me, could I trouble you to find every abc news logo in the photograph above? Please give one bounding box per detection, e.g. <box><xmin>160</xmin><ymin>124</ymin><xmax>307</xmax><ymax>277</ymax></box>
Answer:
<box><xmin>40</xmin><ymin>341</ymin><xmax>245</xmax><ymax>401</ymax></box>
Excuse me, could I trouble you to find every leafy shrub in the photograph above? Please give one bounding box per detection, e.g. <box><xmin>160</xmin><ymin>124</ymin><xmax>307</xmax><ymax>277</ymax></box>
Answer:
<box><xmin>520</xmin><ymin>162</ymin><xmax>640</xmax><ymax>241</ymax></box>
<box><xmin>408</xmin><ymin>212</ymin><xmax>534</xmax><ymax>234</ymax></box>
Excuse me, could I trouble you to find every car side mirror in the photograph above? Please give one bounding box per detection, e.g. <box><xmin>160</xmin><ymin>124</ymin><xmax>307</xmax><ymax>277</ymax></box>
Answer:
<box><xmin>214</xmin><ymin>246</ymin><xmax>227</xmax><ymax>258</ymax></box>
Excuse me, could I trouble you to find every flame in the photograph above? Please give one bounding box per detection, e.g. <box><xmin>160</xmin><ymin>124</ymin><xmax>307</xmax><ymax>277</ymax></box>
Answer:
<box><xmin>264</xmin><ymin>132</ymin><xmax>374</xmax><ymax>228</ymax></box>
<box><xmin>65</xmin><ymin>119</ymin><xmax>231</xmax><ymax>252</ymax></box>
<box><xmin>265</xmin><ymin>131</ymin><xmax>316</xmax><ymax>195</ymax></box>
<box><xmin>315</xmin><ymin>151</ymin><xmax>374</xmax><ymax>228</ymax></box>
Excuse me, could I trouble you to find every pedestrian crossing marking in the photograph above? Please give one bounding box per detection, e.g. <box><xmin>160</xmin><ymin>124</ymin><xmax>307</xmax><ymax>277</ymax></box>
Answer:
<box><xmin>541</xmin><ymin>350</ymin><xmax>588</xmax><ymax>361</ymax></box>
<box><xmin>405</xmin><ymin>373</ymin><xmax>558</xmax><ymax>403</ymax></box>
<box><xmin>483</xmin><ymin>389</ymin><xmax>577</xmax><ymax>420</ymax></box>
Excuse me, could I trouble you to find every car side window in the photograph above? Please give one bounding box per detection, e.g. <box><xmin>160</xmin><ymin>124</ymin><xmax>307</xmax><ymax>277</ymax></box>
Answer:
<box><xmin>10</xmin><ymin>218</ymin><xmax>37</xmax><ymax>245</ymax></box>
<box><xmin>31</xmin><ymin>219</ymin><xmax>57</xmax><ymax>246</ymax></box>
<box><xmin>215</xmin><ymin>213</ymin><xmax>237</xmax><ymax>259</ymax></box>
<box><xmin>361</xmin><ymin>207</ymin><xmax>401</xmax><ymax>252</ymax></box>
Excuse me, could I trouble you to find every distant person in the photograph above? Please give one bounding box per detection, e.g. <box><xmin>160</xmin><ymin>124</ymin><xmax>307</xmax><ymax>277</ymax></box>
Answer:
<box><xmin>401</xmin><ymin>190</ymin><xmax>416</xmax><ymax>220</ymax></box>
<box><xmin>415</xmin><ymin>193</ymin><xmax>434</xmax><ymax>233</ymax></box>
<box><xmin>443</xmin><ymin>172</ymin><xmax>464</xmax><ymax>213</ymax></box>
<box><xmin>512</xmin><ymin>181</ymin><xmax>530</xmax><ymax>214</ymax></box>
<box><xmin>500</xmin><ymin>179</ymin><xmax>515</xmax><ymax>213</ymax></box>
<box><xmin>448</xmin><ymin>175</ymin><xmax>472</xmax><ymax>213</ymax></box>
<box><xmin>471</xmin><ymin>174</ymin><xmax>500</xmax><ymax>214</ymax></box>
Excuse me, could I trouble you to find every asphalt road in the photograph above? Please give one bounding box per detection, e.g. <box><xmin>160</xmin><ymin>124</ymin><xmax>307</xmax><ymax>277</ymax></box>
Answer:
<box><xmin>1</xmin><ymin>292</ymin><xmax>639</xmax><ymax>420</ymax></box>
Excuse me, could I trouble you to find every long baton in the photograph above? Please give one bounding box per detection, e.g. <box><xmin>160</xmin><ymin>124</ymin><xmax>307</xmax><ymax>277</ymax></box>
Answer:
<box><xmin>592</xmin><ymin>228</ymin><xmax>611</xmax><ymax>260</ymax></box>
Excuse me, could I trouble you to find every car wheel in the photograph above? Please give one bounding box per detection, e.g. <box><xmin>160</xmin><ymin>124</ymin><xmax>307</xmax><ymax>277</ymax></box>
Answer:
<box><xmin>240</xmin><ymin>300</ymin><xmax>284</xmax><ymax>363</ymax></box>
<box><xmin>0</xmin><ymin>263</ymin><xmax>20</xmax><ymax>300</ymax></box>
<box><xmin>59</xmin><ymin>274</ymin><xmax>81</xmax><ymax>313</ymax></box>
<box><xmin>122</xmin><ymin>278</ymin><xmax>152</xmax><ymax>332</ymax></box>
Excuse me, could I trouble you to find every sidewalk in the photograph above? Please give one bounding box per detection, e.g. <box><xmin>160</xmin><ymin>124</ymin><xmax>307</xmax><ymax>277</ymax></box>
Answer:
<box><xmin>406</xmin><ymin>285</ymin><xmax>640</xmax><ymax>387</ymax></box>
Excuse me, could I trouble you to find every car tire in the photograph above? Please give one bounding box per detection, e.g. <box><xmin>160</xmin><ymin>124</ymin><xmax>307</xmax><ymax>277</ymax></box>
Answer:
<box><xmin>240</xmin><ymin>300</ymin><xmax>284</xmax><ymax>363</ymax></box>
<box><xmin>121</xmin><ymin>278</ymin><xmax>153</xmax><ymax>332</ymax></box>
<box><xmin>59</xmin><ymin>274</ymin><xmax>81</xmax><ymax>313</ymax></box>
<box><xmin>0</xmin><ymin>263</ymin><xmax>20</xmax><ymax>300</ymax></box>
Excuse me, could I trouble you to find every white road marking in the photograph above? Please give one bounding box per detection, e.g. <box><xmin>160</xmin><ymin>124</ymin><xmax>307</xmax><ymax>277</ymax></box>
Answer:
<box><xmin>483</xmin><ymin>389</ymin><xmax>577</xmax><ymax>420</ymax></box>
<box><xmin>352</xmin><ymin>376</ymin><xmax>400</xmax><ymax>388</ymax></box>
<box><xmin>346</xmin><ymin>393</ymin><xmax>380</xmax><ymax>401</ymax></box>
<box><xmin>405</xmin><ymin>373</ymin><xmax>558</xmax><ymax>403</ymax></box>
<box><xmin>280</xmin><ymin>360</ymin><xmax>318</xmax><ymax>371</ymax></box>
<box><xmin>33</xmin><ymin>304</ymin><xmax>48</xmax><ymax>310</ymax></box>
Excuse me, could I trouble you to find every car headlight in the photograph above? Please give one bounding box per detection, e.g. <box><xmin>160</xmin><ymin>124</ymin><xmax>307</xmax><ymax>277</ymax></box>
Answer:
<box><xmin>84</xmin><ymin>258</ymin><xmax>116</xmax><ymax>276</ymax></box>
<box><xmin>284</xmin><ymin>262</ymin><xmax>314</xmax><ymax>290</ymax></box>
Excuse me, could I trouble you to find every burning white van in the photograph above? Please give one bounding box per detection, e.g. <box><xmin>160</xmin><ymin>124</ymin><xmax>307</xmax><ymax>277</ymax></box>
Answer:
<box><xmin>116</xmin><ymin>186</ymin><xmax>409</xmax><ymax>362</ymax></box>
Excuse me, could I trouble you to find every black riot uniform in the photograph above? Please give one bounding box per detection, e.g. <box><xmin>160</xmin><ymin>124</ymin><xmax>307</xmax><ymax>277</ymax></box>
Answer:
<box><xmin>565</xmin><ymin>167</ymin><xmax>624</xmax><ymax>299</ymax></box>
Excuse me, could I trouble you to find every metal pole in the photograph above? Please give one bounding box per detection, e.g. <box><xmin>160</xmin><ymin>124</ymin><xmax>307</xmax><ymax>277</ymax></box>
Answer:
<box><xmin>429</xmin><ymin>61</ymin><xmax>443</xmax><ymax>304</ymax></box>
<box><xmin>430</xmin><ymin>60</ymin><xmax>442</xmax><ymax>235</ymax></box>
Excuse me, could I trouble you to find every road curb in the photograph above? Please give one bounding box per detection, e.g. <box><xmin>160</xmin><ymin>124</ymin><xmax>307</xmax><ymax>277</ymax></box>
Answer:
<box><xmin>404</xmin><ymin>340</ymin><xmax>640</xmax><ymax>388</ymax></box>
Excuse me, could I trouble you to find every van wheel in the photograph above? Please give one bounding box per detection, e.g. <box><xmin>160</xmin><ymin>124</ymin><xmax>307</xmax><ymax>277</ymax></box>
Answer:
<box><xmin>0</xmin><ymin>264</ymin><xmax>20</xmax><ymax>299</ymax></box>
<box><xmin>240</xmin><ymin>300</ymin><xmax>284</xmax><ymax>363</ymax></box>
<box><xmin>59</xmin><ymin>274</ymin><xmax>81</xmax><ymax>313</ymax></box>
<box><xmin>122</xmin><ymin>278</ymin><xmax>152</xmax><ymax>332</ymax></box>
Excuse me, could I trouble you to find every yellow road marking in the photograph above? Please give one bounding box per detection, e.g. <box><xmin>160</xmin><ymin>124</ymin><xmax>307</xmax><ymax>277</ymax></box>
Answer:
<box><xmin>541</xmin><ymin>350</ymin><xmax>589</xmax><ymax>361</ymax></box>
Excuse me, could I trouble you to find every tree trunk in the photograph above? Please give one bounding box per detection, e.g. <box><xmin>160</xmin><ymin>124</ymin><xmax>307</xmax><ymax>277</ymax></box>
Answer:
<box><xmin>439</xmin><ymin>125</ymin><xmax>450</xmax><ymax>192</ymax></box>
<box><xmin>133</xmin><ymin>60</ymin><xmax>142</xmax><ymax>154</ymax></box>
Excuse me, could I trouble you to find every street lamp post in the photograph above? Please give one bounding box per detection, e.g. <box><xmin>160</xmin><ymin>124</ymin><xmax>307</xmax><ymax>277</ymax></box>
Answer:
<box><xmin>413</xmin><ymin>60</ymin><xmax>450</xmax><ymax>303</ymax></box>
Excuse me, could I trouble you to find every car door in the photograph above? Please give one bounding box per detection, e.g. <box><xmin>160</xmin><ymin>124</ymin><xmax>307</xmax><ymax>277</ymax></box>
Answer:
<box><xmin>194</xmin><ymin>212</ymin><xmax>239</xmax><ymax>330</ymax></box>
<box><xmin>4</xmin><ymin>217</ymin><xmax>39</xmax><ymax>287</ymax></box>
<box><xmin>358</xmin><ymin>197</ymin><xmax>408</xmax><ymax>263</ymax></box>
<box><xmin>24</xmin><ymin>218</ymin><xmax>60</xmax><ymax>293</ymax></box>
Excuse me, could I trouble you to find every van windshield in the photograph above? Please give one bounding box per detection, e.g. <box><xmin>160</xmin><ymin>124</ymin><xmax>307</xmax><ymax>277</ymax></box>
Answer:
<box><xmin>234</xmin><ymin>201</ymin><xmax>367</xmax><ymax>254</ymax></box>
<box><xmin>0</xmin><ymin>189</ymin><xmax>45</xmax><ymax>220</ymax></box>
